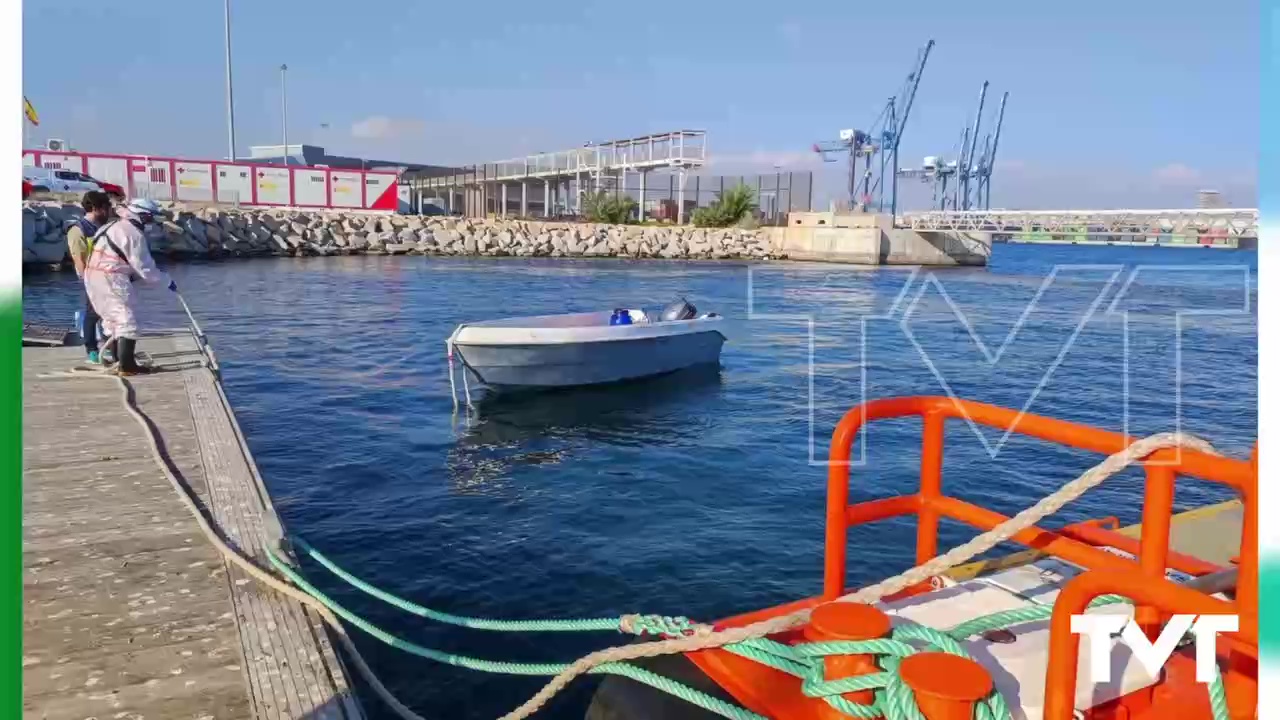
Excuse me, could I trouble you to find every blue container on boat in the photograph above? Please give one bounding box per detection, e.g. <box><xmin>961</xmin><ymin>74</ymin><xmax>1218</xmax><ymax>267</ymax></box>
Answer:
<box><xmin>609</xmin><ymin>309</ymin><xmax>632</xmax><ymax>326</ymax></box>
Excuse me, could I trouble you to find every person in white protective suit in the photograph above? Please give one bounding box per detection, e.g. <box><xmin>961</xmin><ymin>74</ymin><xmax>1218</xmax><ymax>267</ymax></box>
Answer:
<box><xmin>82</xmin><ymin>197</ymin><xmax>178</xmax><ymax>375</ymax></box>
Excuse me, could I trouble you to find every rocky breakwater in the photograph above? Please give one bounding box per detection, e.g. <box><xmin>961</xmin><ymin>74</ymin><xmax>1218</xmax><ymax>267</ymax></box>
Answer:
<box><xmin>21</xmin><ymin>201</ymin><xmax>777</xmax><ymax>267</ymax></box>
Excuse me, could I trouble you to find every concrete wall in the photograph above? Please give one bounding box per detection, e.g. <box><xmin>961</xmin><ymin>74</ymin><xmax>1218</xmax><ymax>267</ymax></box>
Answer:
<box><xmin>764</xmin><ymin>212</ymin><xmax>990</xmax><ymax>266</ymax></box>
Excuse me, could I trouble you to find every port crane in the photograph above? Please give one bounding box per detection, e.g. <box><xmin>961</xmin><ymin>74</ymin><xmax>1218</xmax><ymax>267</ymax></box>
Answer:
<box><xmin>812</xmin><ymin>39</ymin><xmax>933</xmax><ymax>216</ymax></box>
<box><xmin>899</xmin><ymin>85</ymin><xmax>1008</xmax><ymax>211</ymax></box>
<box><xmin>971</xmin><ymin>90</ymin><xmax>1007</xmax><ymax>210</ymax></box>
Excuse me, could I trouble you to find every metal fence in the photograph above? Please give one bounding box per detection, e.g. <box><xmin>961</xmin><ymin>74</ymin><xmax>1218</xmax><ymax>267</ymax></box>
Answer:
<box><xmin>412</xmin><ymin>170</ymin><xmax>813</xmax><ymax>224</ymax></box>
<box><xmin>599</xmin><ymin>171</ymin><xmax>813</xmax><ymax>226</ymax></box>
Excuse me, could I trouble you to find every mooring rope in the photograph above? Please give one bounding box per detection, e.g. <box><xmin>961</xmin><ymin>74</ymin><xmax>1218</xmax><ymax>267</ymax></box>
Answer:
<box><xmin>99</xmin><ymin>304</ymin><xmax>1232</xmax><ymax>720</ymax></box>
<box><xmin>293</xmin><ymin>536</ymin><xmax>693</xmax><ymax>634</ymax></box>
<box><xmin>113</xmin><ymin>371</ymin><xmax>429</xmax><ymax>720</ymax></box>
<box><xmin>446</xmin><ymin>337</ymin><xmax>474</xmax><ymax>412</ymax></box>
<box><xmin>264</xmin><ymin>542</ymin><xmax>1232</xmax><ymax>720</ymax></box>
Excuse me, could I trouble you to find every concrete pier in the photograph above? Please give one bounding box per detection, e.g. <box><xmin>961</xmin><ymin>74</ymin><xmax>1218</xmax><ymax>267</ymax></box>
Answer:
<box><xmin>764</xmin><ymin>212</ymin><xmax>991</xmax><ymax>266</ymax></box>
<box><xmin>22</xmin><ymin>332</ymin><xmax>364</xmax><ymax>719</ymax></box>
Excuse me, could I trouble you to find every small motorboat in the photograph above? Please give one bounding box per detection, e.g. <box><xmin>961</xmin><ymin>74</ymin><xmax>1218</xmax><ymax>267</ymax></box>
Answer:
<box><xmin>447</xmin><ymin>299</ymin><xmax>726</xmax><ymax>390</ymax></box>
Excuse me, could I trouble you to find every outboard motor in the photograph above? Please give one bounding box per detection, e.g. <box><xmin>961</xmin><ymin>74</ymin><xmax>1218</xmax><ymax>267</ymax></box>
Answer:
<box><xmin>659</xmin><ymin>298</ymin><xmax>697</xmax><ymax>322</ymax></box>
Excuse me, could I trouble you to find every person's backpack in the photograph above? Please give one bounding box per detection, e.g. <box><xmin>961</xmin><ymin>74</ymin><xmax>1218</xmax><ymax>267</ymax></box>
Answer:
<box><xmin>91</xmin><ymin>220</ymin><xmax>138</xmax><ymax>277</ymax></box>
<box><xmin>78</xmin><ymin>218</ymin><xmax>99</xmax><ymax>255</ymax></box>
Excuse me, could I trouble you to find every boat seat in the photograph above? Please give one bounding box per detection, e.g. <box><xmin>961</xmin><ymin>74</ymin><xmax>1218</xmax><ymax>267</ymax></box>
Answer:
<box><xmin>877</xmin><ymin>570</ymin><xmax>1156</xmax><ymax>720</ymax></box>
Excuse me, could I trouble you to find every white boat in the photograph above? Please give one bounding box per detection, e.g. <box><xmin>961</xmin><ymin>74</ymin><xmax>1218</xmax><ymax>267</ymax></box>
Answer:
<box><xmin>447</xmin><ymin>300</ymin><xmax>726</xmax><ymax>390</ymax></box>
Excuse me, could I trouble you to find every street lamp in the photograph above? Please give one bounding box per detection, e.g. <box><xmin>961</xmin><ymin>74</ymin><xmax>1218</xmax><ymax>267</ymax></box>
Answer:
<box><xmin>280</xmin><ymin>63</ymin><xmax>288</xmax><ymax>165</ymax></box>
<box><xmin>223</xmin><ymin>0</ymin><xmax>236</xmax><ymax>161</ymax></box>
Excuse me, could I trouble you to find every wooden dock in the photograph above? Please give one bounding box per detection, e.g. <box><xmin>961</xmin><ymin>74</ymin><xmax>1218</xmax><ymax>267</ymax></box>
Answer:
<box><xmin>23</xmin><ymin>332</ymin><xmax>365</xmax><ymax>720</ymax></box>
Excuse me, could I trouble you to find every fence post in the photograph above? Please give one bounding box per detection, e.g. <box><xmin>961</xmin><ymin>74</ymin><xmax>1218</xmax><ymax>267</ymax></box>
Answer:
<box><xmin>776</xmin><ymin>172</ymin><xmax>783</xmax><ymax>224</ymax></box>
<box><xmin>757</xmin><ymin>174</ymin><xmax>764</xmax><ymax>222</ymax></box>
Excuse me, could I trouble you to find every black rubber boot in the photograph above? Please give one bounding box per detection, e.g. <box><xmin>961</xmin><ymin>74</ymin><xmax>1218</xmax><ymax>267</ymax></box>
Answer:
<box><xmin>114</xmin><ymin>338</ymin><xmax>148</xmax><ymax>375</ymax></box>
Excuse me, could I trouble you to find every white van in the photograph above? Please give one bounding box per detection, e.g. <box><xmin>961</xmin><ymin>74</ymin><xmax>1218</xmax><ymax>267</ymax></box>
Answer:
<box><xmin>22</xmin><ymin>167</ymin><xmax>124</xmax><ymax>199</ymax></box>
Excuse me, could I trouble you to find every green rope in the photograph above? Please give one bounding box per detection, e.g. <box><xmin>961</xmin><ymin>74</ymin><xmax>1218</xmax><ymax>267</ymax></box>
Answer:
<box><xmin>266</xmin><ymin>546</ymin><xmax>766</xmax><ymax>720</ymax></box>
<box><xmin>944</xmin><ymin>593</ymin><xmax>1130</xmax><ymax>639</ymax></box>
<box><xmin>292</xmin><ymin>537</ymin><xmax>671</xmax><ymax>633</ymax></box>
<box><xmin>275</xmin><ymin>541</ymin><xmax>1234</xmax><ymax>720</ymax></box>
<box><xmin>1207</xmin><ymin>663</ymin><xmax>1230</xmax><ymax>720</ymax></box>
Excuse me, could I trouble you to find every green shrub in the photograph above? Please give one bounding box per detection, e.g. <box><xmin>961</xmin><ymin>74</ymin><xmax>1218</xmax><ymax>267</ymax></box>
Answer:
<box><xmin>692</xmin><ymin>184</ymin><xmax>758</xmax><ymax>227</ymax></box>
<box><xmin>582</xmin><ymin>191</ymin><xmax>637</xmax><ymax>224</ymax></box>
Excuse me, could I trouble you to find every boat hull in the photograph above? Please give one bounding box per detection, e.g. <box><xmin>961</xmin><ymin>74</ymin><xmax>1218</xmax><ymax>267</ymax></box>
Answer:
<box><xmin>454</xmin><ymin>331</ymin><xmax>725</xmax><ymax>389</ymax></box>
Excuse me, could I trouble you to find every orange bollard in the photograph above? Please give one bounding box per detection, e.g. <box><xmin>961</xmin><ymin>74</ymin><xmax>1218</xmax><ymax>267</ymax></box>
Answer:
<box><xmin>898</xmin><ymin>652</ymin><xmax>994</xmax><ymax>720</ymax></box>
<box><xmin>803</xmin><ymin>603</ymin><xmax>893</xmax><ymax>719</ymax></box>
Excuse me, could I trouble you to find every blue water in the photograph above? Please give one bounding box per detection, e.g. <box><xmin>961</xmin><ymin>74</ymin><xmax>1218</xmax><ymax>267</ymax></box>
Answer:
<box><xmin>23</xmin><ymin>244</ymin><xmax>1257</xmax><ymax>719</ymax></box>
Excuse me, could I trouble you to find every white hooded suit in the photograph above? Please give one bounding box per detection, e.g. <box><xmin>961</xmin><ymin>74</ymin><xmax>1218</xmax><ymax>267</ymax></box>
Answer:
<box><xmin>83</xmin><ymin>209</ymin><xmax>171</xmax><ymax>340</ymax></box>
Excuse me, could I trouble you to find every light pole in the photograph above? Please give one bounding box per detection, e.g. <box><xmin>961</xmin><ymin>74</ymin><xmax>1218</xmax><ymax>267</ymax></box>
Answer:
<box><xmin>279</xmin><ymin>63</ymin><xmax>288</xmax><ymax>164</ymax></box>
<box><xmin>223</xmin><ymin>0</ymin><xmax>236</xmax><ymax>160</ymax></box>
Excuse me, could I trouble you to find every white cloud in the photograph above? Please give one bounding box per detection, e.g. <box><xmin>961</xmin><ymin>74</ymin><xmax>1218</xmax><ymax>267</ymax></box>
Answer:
<box><xmin>1151</xmin><ymin>163</ymin><xmax>1200</xmax><ymax>185</ymax></box>
<box><xmin>350</xmin><ymin>115</ymin><xmax>426</xmax><ymax>140</ymax></box>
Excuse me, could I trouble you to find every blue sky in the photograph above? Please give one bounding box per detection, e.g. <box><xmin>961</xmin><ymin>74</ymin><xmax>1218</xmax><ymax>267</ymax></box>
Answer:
<box><xmin>23</xmin><ymin>0</ymin><xmax>1257</xmax><ymax>209</ymax></box>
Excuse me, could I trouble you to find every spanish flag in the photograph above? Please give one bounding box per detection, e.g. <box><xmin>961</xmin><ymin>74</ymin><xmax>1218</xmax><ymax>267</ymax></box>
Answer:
<box><xmin>23</xmin><ymin>96</ymin><xmax>38</xmax><ymax>126</ymax></box>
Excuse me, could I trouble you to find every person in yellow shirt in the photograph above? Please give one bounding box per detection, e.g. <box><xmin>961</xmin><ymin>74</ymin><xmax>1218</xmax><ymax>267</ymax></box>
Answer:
<box><xmin>66</xmin><ymin>191</ymin><xmax>113</xmax><ymax>364</ymax></box>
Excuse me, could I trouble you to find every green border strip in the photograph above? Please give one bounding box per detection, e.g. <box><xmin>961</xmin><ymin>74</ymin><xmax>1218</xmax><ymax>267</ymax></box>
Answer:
<box><xmin>3</xmin><ymin>297</ymin><xmax>21</xmax><ymax>718</ymax></box>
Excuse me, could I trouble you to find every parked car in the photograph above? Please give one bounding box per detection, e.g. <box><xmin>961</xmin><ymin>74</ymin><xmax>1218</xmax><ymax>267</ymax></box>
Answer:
<box><xmin>22</xmin><ymin>167</ymin><xmax>125</xmax><ymax>200</ymax></box>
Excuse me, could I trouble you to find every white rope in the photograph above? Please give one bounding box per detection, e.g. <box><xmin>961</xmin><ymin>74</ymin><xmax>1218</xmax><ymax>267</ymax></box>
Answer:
<box><xmin>174</xmin><ymin>291</ymin><xmax>204</xmax><ymax>340</ymax></box>
<box><xmin>448</xmin><ymin>342</ymin><xmax>460</xmax><ymax>412</ymax></box>
<box><xmin>80</xmin><ymin>300</ymin><xmax>426</xmax><ymax>720</ymax></box>
<box><xmin>496</xmin><ymin>432</ymin><xmax>1220</xmax><ymax>720</ymax></box>
<box><xmin>460</xmin><ymin>358</ymin><xmax>474</xmax><ymax>409</ymax></box>
<box><xmin>113</xmin><ymin>370</ymin><xmax>428</xmax><ymax>720</ymax></box>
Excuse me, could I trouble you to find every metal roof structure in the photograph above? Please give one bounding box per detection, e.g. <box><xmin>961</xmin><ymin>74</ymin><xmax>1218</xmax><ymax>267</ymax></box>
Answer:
<box><xmin>488</xmin><ymin>130</ymin><xmax>707</xmax><ymax>181</ymax></box>
<box><xmin>247</xmin><ymin>144</ymin><xmax>461</xmax><ymax>176</ymax></box>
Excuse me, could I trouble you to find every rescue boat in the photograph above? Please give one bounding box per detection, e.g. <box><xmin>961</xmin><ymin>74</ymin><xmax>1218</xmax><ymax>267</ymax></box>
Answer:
<box><xmin>588</xmin><ymin>396</ymin><xmax>1257</xmax><ymax>720</ymax></box>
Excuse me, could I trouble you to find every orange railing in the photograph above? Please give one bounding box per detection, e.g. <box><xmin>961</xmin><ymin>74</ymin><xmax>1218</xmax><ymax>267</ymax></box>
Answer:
<box><xmin>823</xmin><ymin>396</ymin><xmax>1257</xmax><ymax>720</ymax></box>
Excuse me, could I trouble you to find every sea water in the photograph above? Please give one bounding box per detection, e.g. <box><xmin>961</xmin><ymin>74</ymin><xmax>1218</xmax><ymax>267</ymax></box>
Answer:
<box><xmin>23</xmin><ymin>244</ymin><xmax>1258</xmax><ymax>718</ymax></box>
